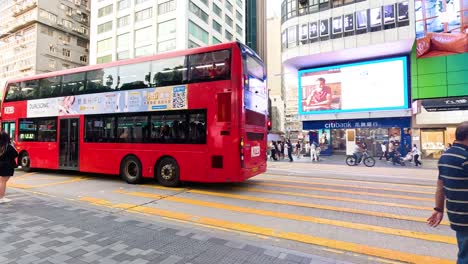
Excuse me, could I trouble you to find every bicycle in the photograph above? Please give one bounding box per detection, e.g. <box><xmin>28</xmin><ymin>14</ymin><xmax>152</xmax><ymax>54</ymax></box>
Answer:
<box><xmin>346</xmin><ymin>151</ymin><xmax>375</xmax><ymax>167</ymax></box>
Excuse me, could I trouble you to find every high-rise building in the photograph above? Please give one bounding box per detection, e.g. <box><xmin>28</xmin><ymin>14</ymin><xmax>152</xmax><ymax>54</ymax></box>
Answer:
<box><xmin>245</xmin><ymin>0</ymin><xmax>266</xmax><ymax>60</ymax></box>
<box><xmin>266</xmin><ymin>15</ymin><xmax>284</xmax><ymax>133</ymax></box>
<box><xmin>90</xmin><ymin>0</ymin><xmax>245</xmax><ymax>64</ymax></box>
<box><xmin>0</xmin><ymin>0</ymin><xmax>91</xmax><ymax>93</ymax></box>
<box><xmin>280</xmin><ymin>0</ymin><xmax>415</xmax><ymax>153</ymax></box>
<box><xmin>280</xmin><ymin>0</ymin><xmax>467</xmax><ymax>158</ymax></box>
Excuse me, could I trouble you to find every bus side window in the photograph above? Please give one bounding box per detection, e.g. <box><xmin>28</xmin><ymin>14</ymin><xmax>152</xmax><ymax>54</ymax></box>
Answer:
<box><xmin>62</xmin><ymin>72</ymin><xmax>86</xmax><ymax>96</ymax></box>
<box><xmin>151</xmin><ymin>56</ymin><xmax>187</xmax><ymax>87</ymax></box>
<box><xmin>118</xmin><ymin>63</ymin><xmax>151</xmax><ymax>90</ymax></box>
<box><xmin>5</xmin><ymin>83</ymin><xmax>20</xmax><ymax>101</ymax></box>
<box><xmin>188</xmin><ymin>50</ymin><xmax>231</xmax><ymax>83</ymax></box>
<box><xmin>21</xmin><ymin>80</ymin><xmax>40</xmax><ymax>100</ymax></box>
<box><xmin>39</xmin><ymin>77</ymin><xmax>62</xmax><ymax>98</ymax></box>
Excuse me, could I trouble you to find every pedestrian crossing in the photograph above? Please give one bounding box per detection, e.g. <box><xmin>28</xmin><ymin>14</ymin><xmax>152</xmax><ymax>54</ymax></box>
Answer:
<box><xmin>9</xmin><ymin>168</ymin><xmax>456</xmax><ymax>263</ymax></box>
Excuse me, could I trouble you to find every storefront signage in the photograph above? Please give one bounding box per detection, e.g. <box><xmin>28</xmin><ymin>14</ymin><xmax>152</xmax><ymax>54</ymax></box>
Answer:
<box><xmin>421</xmin><ymin>97</ymin><xmax>468</xmax><ymax>112</ymax></box>
<box><xmin>303</xmin><ymin>117</ymin><xmax>411</xmax><ymax>130</ymax></box>
<box><xmin>27</xmin><ymin>85</ymin><xmax>188</xmax><ymax>118</ymax></box>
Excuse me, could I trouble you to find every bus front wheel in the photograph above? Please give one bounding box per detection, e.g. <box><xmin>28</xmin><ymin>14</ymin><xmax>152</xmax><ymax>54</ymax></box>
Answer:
<box><xmin>156</xmin><ymin>157</ymin><xmax>180</xmax><ymax>187</ymax></box>
<box><xmin>20</xmin><ymin>152</ymin><xmax>31</xmax><ymax>172</ymax></box>
<box><xmin>120</xmin><ymin>156</ymin><xmax>143</xmax><ymax>184</ymax></box>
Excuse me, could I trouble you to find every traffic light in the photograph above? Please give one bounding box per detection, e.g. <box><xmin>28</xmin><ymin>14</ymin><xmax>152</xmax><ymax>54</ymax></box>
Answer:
<box><xmin>267</xmin><ymin>120</ymin><xmax>272</xmax><ymax>131</ymax></box>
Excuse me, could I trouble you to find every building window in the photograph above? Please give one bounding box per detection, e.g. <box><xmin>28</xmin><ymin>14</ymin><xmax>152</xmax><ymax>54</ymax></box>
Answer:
<box><xmin>199</xmin><ymin>0</ymin><xmax>208</xmax><ymax>6</ymax></box>
<box><xmin>189</xmin><ymin>1</ymin><xmax>209</xmax><ymax>23</ymax></box>
<box><xmin>62</xmin><ymin>48</ymin><xmax>71</xmax><ymax>57</ymax></box>
<box><xmin>188</xmin><ymin>40</ymin><xmax>200</xmax><ymax>48</ymax></box>
<box><xmin>117</xmin><ymin>15</ymin><xmax>130</xmax><ymax>28</ymax></box>
<box><xmin>287</xmin><ymin>25</ymin><xmax>297</xmax><ymax>47</ymax></box>
<box><xmin>97</xmin><ymin>38</ymin><xmax>112</xmax><ymax>53</ymax></box>
<box><xmin>97</xmin><ymin>21</ymin><xmax>112</xmax><ymax>34</ymax></box>
<box><xmin>97</xmin><ymin>55</ymin><xmax>112</xmax><ymax>64</ymax></box>
<box><xmin>135</xmin><ymin>8</ymin><xmax>152</xmax><ymax>22</ymax></box>
<box><xmin>63</xmin><ymin>19</ymin><xmax>73</xmax><ymax>28</ymax></box>
<box><xmin>135</xmin><ymin>26</ymin><xmax>153</xmax><ymax>43</ymax></box>
<box><xmin>117</xmin><ymin>51</ymin><xmax>130</xmax><ymax>60</ymax></box>
<box><xmin>188</xmin><ymin>20</ymin><xmax>208</xmax><ymax>44</ymax></box>
<box><xmin>236</xmin><ymin>10</ymin><xmax>243</xmax><ymax>22</ymax></box>
<box><xmin>117</xmin><ymin>33</ymin><xmax>130</xmax><ymax>49</ymax></box>
<box><xmin>135</xmin><ymin>0</ymin><xmax>150</xmax><ymax>4</ymax></box>
<box><xmin>213</xmin><ymin>3</ymin><xmax>222</xmax><ymax>17</ymax></box>
<box><xmin>225</xmin><ymin>15</ymin><xmax>233</xmax><ymax>28</ymax></box>
<box><xmin>158</xmin><ymin>0</ymin><xmax>175</xmax><ymax>14</ymax></box>
<box><xmin>225</xmin><ymin>0</ymin><xmax>233</xmax><ymax>12</ymax></box>
<box><xmin>40</xmin><ymin>26</ymin><xmax>54</xmax><ymax>36</ymax></box>
<box><xmin>158</xmin><ymin>20</ymin><xmax>176</xmax><ymax>41</ymax></box>
<box><xmin>158</xmin><ymin>39</ymin><xmax>176</xmax><ymax>52</ymax></box>
<box><xmin>98</xmin><ymin>4</ymin><xmax>113</xmax><ymax>18</ymax></box>
<box><xmin>213</xmin><ymin>20</ymin><xmax>222</xmax><ymax>33</ymax></box>
<box><xmin>225</xmin><ymin>30</ymin><xmax>233</xmax><ymax>40</ymax></box>
<box><xmin>135</xmin><ymin>45</ymin><xmax>153</xmax><ymax>57</ymax></box>
<box><xmin>49</xmin><ymin>45</ymin><xmax>57</xmax><ymax>53</ymax></box>
<box><xmin>49</xmin><ymin>59</ymin><xmax>56</xmax><ymax>69</ymax></box>
<box><xmin>212</xmin><ymin>36</ymin><xmax>221</xmax><ymax>44</ymax></box>
<box><xmin>236</xmin><ymin>0</ymin><xmax>243</xmax><ymax>8</ymax></box>
<box><xmin>236</xmin><ymin>24</ymin><xmax>242</xmax><ymax>35</ymax></box>
<box><xmin>77</xmin><ymin>38</ymin><xmax>88</xmax><ymax>48</ymax></box>
<box><xmin>117</xmin><ymin>0</ymin><xmax>130</xmax><ymax>10</ymax></box>
<box><xmin>80</xmin><ymin>55</ymin><xmax>88</xmax><ymax>62</ymax></box>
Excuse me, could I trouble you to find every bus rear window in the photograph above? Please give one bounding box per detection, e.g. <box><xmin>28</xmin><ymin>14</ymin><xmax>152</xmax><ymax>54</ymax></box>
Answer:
<box><xmin>245</xmin><ymin>55</ymin><xmax>264</xmax><ymax>80</ymax></box>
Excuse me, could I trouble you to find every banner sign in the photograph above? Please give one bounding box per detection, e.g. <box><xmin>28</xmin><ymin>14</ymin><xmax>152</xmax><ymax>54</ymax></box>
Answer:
<box><xmin>27</xmin><ymin>85</ymin><xmax>187</xmax><ymax>118</ymax></box>
<box><xmin>421</xmin><ymin>97</ymin><xmax>468</xmax><ymax>112</ymax></box>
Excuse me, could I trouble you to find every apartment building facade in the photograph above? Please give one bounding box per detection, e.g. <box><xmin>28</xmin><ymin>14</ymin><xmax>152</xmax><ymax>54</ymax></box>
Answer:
<box><xmin>0</xmin><ymin>0</ymin><xmax>91</xmax><ymax>94</ymax></box>
<box><xmin>90</xmin><ymin>0</ymin><xmax>245</xmax><ymax>64</ymax></box>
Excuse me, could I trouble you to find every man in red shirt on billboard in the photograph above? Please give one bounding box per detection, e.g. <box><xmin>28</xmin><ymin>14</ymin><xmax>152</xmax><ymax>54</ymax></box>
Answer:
<box><xmin>305</xmin><ymin>77</ymin><xmax>332</xmax><ymax>111</ymax></box>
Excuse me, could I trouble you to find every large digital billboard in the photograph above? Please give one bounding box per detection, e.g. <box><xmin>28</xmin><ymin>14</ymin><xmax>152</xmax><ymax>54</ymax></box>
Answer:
<box><xmin>298</xmin><ymin>57</ymin><xmax>408</xmax><ymax>115</ymax></box>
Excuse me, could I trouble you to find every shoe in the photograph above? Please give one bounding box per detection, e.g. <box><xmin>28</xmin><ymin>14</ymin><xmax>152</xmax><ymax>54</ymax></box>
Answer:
<box><xmin>0</xmin><ymin>197</ymin><xmax>12</xmax><ymax>204</ymax></box>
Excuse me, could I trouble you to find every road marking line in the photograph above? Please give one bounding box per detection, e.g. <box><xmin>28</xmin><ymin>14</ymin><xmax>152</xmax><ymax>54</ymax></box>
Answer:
<box><xmin>231</xmin><ymin>186</ymin><xmax>433</xmax><ymax>211</ymax></box>
<box><xmin>79</xmin><ymin>196</ymin><xmax>454</xmax><ymax>264</ymax></box>
<box><xmin>116</xmin><ymin>190</ymin><xmax>455</xmax><ymax>245</ymax></box>
<box><xmin>12</xmin><ymin>172</ymin><xmax>38</xmax><ymax>179</ymax></box>
<box><xmin>252</xmin><ymin>182</ymin><xmax>433</xmax><ymax>202</ymax></box>
<box><xmin>261</xmin><ymin>173</ymin><xmax>435</xmax><ymax>189</ymax></box>
<box><xmin>9</xmin><ymin>183</ymin><xmax>34</xmax><ymax>189</ymax></box>
<box><xmin>140</xmin><ymin>184</ymin><xmax>443</xmax><ymax>221</ymax></box>
<box><xmin>180</xmin><ymin>189</ymin><xmax>449</xmax><ymax>226</ymax></box>
<box><xmin>18</xmin><ymin>177</ymin><xmax>89</xmax><ymax>189</ymax></box>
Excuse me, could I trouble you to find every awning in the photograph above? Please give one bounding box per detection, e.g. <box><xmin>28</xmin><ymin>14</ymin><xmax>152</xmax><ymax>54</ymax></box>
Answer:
<box><xmin>421</xmin><ymin>97</ymin><xmax>468</xmax><ymax>112</ymax></box>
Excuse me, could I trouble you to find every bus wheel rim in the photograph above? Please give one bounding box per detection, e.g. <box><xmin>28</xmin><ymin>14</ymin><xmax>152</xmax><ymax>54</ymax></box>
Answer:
<box><xmin>126</xmin><ymin>161</ymin><xmax>138</xmax><ymax>178</ymax></box>
<box><xmin>21</xmin><ymin>156</ymin><xmax>29</xmax><ymax>167</ymax></box>
<box><xmin>161</xmin><ymin>164</ymin><xmax>174</xmax><ymax>180</ymax></box>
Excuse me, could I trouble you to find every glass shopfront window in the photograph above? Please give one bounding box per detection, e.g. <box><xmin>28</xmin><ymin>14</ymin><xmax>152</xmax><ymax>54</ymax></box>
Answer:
<box><xmin>421</xmin><ymin>129</ymin><xmax>445</xmax><ymax>159</ymax></box>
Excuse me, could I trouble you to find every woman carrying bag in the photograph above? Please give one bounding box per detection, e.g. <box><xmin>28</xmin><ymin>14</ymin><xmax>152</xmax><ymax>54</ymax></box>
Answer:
<box><xmin>0</xmin><ymin>131</ymin><xmax>19</xmax><ymax>204</ymax></box>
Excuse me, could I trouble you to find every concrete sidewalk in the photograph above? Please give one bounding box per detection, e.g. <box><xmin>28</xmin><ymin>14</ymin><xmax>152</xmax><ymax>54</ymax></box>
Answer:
<box><xmin>0</xmin><ymin>190</ymin><xmax>352</xmax><ymax>264</ymax></box>
<box><xmin>270</xmin><ymin>154</ymin><xmax>438</xmax><ymax>170</ymax></box>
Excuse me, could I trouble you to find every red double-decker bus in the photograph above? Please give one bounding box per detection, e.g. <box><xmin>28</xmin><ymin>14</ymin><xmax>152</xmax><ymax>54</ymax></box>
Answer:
<box><xmin>1</xmin><ymin>42</ymin><xmax>267</xmax><ymax>186</ymax></box>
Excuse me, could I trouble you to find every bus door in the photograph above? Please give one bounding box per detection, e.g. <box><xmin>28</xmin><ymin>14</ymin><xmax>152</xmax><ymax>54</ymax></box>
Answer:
<box><xmin>2</xmin><ymin>121</ymin><xmax>16</xmax><ymax>141</ymax></box>
<box><xmin>59</xmin><ymin>118</ymin><xmax>79</xmax><ymax>169</ymax></box>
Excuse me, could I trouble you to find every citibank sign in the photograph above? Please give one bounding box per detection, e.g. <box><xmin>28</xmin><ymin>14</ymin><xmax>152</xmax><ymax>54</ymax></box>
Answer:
<box><xmin>324</xmin><ymin>122</ymin><xmax>352</xmax><ymax>128</ymax></box>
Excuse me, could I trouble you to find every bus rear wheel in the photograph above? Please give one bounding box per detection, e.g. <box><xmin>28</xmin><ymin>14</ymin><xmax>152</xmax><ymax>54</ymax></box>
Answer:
<box><xmin>156</xmin><ymin>157</ymin><xmax>180</xmax><ymax>187</ymax></box>
<box><xmin>20</xmin><ymin>152</ymin><xmax>31</xmax><ymax>172</ymax></box>
<box><xmin>120</xmin><ymin>156</ymin><xmax>143</xmax><ymax>184</ymax></box>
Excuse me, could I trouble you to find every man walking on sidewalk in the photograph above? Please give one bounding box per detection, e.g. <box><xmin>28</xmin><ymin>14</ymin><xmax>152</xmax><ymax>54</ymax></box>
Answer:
<box><xmin>427</xmin><ymin>121</ymin><xmax>468</xmax><ymax>264</ymax></box>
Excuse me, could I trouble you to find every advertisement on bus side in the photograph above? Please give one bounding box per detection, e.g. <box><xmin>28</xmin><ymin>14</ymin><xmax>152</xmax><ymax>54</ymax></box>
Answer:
<box><xmin>26</xmin><ymin>85</ymin><xmax>187</xmax><ymax>118</ymax></box>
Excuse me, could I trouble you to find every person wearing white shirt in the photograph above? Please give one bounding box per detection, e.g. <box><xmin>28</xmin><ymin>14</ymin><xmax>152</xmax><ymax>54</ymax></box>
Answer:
<box><xmin>412</xmin><ymin>144</ymin><xmax>422</xmax><ymax>166</ymax></box>
<box><xmin>380</xmin><ymin>142</ymin><xmax>387</xmax><ymax>160</ymax></box>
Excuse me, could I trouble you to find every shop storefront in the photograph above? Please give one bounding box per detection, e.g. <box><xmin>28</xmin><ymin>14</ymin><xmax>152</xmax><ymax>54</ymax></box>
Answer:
<box><xmin>303</xmin><ymin>117</ymin><xmax>412</xmax><ymax>156</ymax></box>
<box><xmin>411</xmin><ymin>97</ymin><xmax>467</xmax><ymax>159</ymax></box>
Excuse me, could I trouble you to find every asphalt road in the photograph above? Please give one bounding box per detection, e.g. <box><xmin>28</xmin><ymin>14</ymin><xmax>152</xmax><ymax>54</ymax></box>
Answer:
<box><xmin>2</xmin><ymin>161</ymin><xmax>455</xmax><ymax>264</ymax></box>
